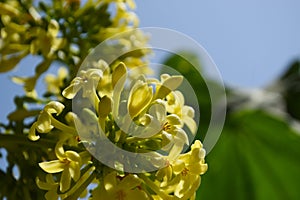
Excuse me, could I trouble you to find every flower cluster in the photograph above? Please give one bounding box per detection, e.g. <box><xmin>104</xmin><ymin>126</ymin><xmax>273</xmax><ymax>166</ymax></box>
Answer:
<box><xmin>30</xmin><ymin>60</ymin><xmax>207</xmax><ymax>199</ymax></box>
<box><xmin>1</xmin><ymin>0</ymin><xmax>148</xmax><ymax>96</ymax></box>
<box><xmin>1</xmin><ymin>0</ymin><xmax>207</xmax><ymax>199</ymax></box>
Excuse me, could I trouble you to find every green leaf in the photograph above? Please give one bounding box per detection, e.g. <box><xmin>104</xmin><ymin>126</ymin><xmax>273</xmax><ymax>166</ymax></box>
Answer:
<box><xmin>197</xmin><ymin>110</ymin><xmax>300</xmax><ymax>200</ymax></box>
<box><xmin>279</xmin><ymin>60</ymin><xmax>300</xmax><ymax>120</ymax></box>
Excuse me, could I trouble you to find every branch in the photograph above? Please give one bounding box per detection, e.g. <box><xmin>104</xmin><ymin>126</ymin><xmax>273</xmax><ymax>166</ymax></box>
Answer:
<box><xmin>0</xmin><ymin>134</ymin><xmax>56</xmax><ymax>150</ymax></box>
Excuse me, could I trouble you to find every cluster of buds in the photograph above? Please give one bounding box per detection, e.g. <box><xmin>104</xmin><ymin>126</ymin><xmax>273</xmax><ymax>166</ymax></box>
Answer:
<box><xmin>30</xmin><ymin>60</ymin><xmax>207</xmax><ymax>200</ymax></box>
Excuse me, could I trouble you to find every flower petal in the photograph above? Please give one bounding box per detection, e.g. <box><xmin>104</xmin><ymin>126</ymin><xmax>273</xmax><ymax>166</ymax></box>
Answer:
<box><xmin>149</xmin><ymin>102</ymin><xmax>166</xmax><ymax>123</ymax></box>
<box><xmin>36</xmin><ymin>177</ymin><xmax>55</xmax><ymax>190</ymax></box>
<box><xmin>188</xmin><ymin>162</ymin><xmax>208</xmax><ymax>175</ymax></box>
<box><xmin>36</xmin><ymin>112</ymin><xmax>53</xmax><ymax>133</ymax></box>
<box><xmin>60</xmin><ymin>168</ymin><xmax>71</xmax><ymax>192</ymax></box>
<box><xmin>172</xmin><ymin>160</ymin><xmax>185</xmax><ymax>174</ymax></box>
<box><xmin>183</xmin><ymin>115</ymin><xmax>197</xmax><ymax>135</ymax></box>
<box><xmin>28</xmin><ymin>122</ymin><xmax>40</xmax><ymax>141</ymax></box>
<box><xmin>128</xmin><ymin>80</ymin><xmax>153</xmax><ymax>118</ymax></box>
<box><xmin>44</xmin><ymin>101</ymin><xmax>65</xmax><ymax>115</ymax></box>
<box><xmin>174</xmin><ymin>128</ymin><xmax>189</xmax><ymax>145</ymax></box>
<box><xmin>65</xmin><ymin>151</ymin><xmax>81</xmax><ymax>163</ymax></box>
<box><xmin>69</xmin><ymin>162</ymin><xmax>81</xmax><ymax>181</ymax></box>
<box><xmin>166</xmin><ymin>114</ymin><xmax>182</xmax><ymax>126</ymax></box>
<box><xmin>39</xmin><ymin>160</ymin><xmax>65</xmax><ymax>173</ymax></box>
<box><xmin>112</xmin><ymin>62</ymin><xmax>127</xmax><ymax>89</ymax></box>
<box><xmin>118</xmin><ymin>174</ymin><xmax>142</xmax><ymax>190</ymax></box>
<box><xmin>104</xmin><ymin>171</ymin><xmax>117</xmax><ymax>191</ymax></box>
<box><xmin>62</xmin><ymin>82</ymin><xmax>81</xmax><ymax>99</ymax></box>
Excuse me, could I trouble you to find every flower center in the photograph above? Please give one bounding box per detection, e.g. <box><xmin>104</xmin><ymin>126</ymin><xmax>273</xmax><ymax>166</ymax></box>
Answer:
<box><xmin>163</xmin><ymin>122</ymin><xmax>172</xmax><ymax>131</ymax></box>
<box><xmin>181</xmin><ymin>168</ymin><xmax>189</xmax><ymax>176</ymax></box>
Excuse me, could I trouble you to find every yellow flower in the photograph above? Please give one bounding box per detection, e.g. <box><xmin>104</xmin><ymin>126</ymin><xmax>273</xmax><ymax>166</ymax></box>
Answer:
<box><xmin>92</xmin><ymin>171</ymin><xmax>150</xmax><ymax>200</ymax></box>
<box><xmin>28</xmin><ymin>101</ymin><xmax>65</xmax><ymax>141</ymax></box>
<box><xmin>36</xmin><ymin>174</ymin><xmax>59</xmax><ymax>200</ymax></box>
<box><xmin>166</xmin><ymin>91</ymin><xmax>197</xmax><ymax>134</ymax></box>
<box><xmin>156</xmin><ymin>140</ymin><xmax>207</xmax><ymax>199</ymax></box>
<box><xmin>172</xmin><ymin>141</ymin><xmax>207</xmax><ymax>199</ymax></box>
<box><xmin>62</xmin><ymin>68</ymin><xmax>103</xmax><ymax>99</ymax></box>
<box><xmin>147</xmin><ymin>102</ymin><xmax>189</xmax><ymax>160</ymax></box>
<box><xmin>127</xmin><ymin>77</ymin><xmax>153</xmax><ymax>118</ymax></box>
<box><xmin>39</xmin><ymin>141</ymin><xmax>82</xmax><ymax>192</ymax></box>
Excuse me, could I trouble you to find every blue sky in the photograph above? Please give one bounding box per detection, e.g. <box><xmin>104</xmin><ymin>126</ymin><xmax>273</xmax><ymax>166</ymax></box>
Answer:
<box><xmin>136</xmin><ymin>0</ymin><xmax>300</xmax><ymax>87</ymax></box>
<box><xmin>1</xmin><ymin>0</ymin><xmax>300</xmax><ymax>122</ymax></box>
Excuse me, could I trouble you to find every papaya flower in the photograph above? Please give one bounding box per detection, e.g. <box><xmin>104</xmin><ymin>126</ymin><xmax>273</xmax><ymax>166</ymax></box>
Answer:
<box><xmin>39</xmin><ymin>141</ymin><xmax>82</xmax><ymax>192</ymax></box>
<box><xmin>62</xmin><ymin>68</ymin><xmax>103</xmax><ymax>99</ymax></box>
<box><xmin>28</xmin><ymin>101</ymin><xmax>69</xmax><ymax>141</ymax></box>
<box><xmin>36</xmin><ymin>174</ymin><xmax>59</xmax><ymax>200</ymax></box>
<box><xmin>146</xmin><ymin>102</ymin><xmax>189</xmax><ymax>160</ymax></box>
<box><xmin>92</xmin><ymin>171</ymin><xmax>150</xmax><ymax>200</ymax></box>
<box><xmin>166</xmin><ymin>91</ymin><xmax>197</xmax><ymax>135</ymax></box>
<box><xmin>156</xmin><ymin>140</ymin><xmax>207</xmax><ymax>199</ymax></box>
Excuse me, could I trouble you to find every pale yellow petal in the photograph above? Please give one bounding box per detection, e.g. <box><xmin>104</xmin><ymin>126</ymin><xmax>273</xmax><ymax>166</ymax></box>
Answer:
<box><xmin>36</xmin><ymin>177</ymin><xmax>54</xmax><ymax>190</ymax></box>
<box><xmin>39</xmin><ymin>160</ymin><xmax>65</xmax><ymax>173</ymax></box>
<box><xmin>28</xmin><ymin>122</ymin><xmax>40</xmax><ymax>141</ymax></box>
<box><xmin>65</xmin><ymin>151</ymin><xmax>81</xmax><ymax>162</ymax></box>
<box><xmin>62</xmin><ymin>83</ymin><xmax>81</xmax><ymax>99</ymax></box>
<box><xmin>166</xmin><ymin>114</ymin><xmax>182</xmax><ymax>126</ymax></box>
<box><xmin>183</xmin><ymin>115</ymin><xmax>197</xmax><ymax>135</ymax></box>
<box><xmin>44</xmin><ymin>101</ymin><xmax>65</xmax><ymax>115</ymax></box>
<box><xmin>162</xmin><ymin>75</ymin><xmax>183</xmax><ymax>91</ymax></box>
<box><xmin>112</xmin><ymin>62</ymin><xmax>127</xmax><ymax>89</ymax></box>
<box><xmin>36</xmin><ymin>112</ymin><xmax>53</xmax><ymax>133</ymax></box>
<box><xmin>188</xmin><ymin>162</ymin><xmax>208</xmax><ymax>175</ymax></box>
<box><xmin>69</xmin><ymin>162</ymin><xmax>81</xmax><ymax>181</ymax></box>
<box><xmin>60</xmin><ymin>168</ymin><xmax>71</xmax><ymax>192</ymax></box>
<box><xmin>118</xmin><ymin>174</ymin><xmax>142</xmax><ymax>190</ymax></box>
<box><xmin>54</xmin><ymin>141</ymin><xmax>66</xmax><ymax>160</ymax></box>
<box><xmin>172</xmin><ymin>160</ymin><xmax>185</xmax><ymax>174</ymax></box>
<box><xmin>128</xmin><ymin>81</ymin><xmax>153</xmax><ymax>118</ymax></box>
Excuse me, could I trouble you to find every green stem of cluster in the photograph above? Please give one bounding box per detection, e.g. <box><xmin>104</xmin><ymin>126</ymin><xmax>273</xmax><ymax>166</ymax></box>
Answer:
<box><xmin>0</xmin><ymin>134</ymin><xmax>55</xmax><ymax>149</ymax></box>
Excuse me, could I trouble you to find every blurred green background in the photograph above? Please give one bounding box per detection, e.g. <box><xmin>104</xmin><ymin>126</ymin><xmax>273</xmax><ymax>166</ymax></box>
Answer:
<box><xmin>163</xmin><ymin>52</ymin><xmax>300</xmax><ymax>199</ymax></box>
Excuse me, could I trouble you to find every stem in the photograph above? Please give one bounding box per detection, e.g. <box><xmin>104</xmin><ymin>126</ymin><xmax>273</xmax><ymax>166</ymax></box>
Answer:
<box><xmin>0</xmin><ymin>134</ymin><xmax>56</xmax><ymax>149</ymax></box>
<box><xmin>50</xmin><ymin>116</ymin><xmax>77</xmax><ymax>135</ymax></box>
